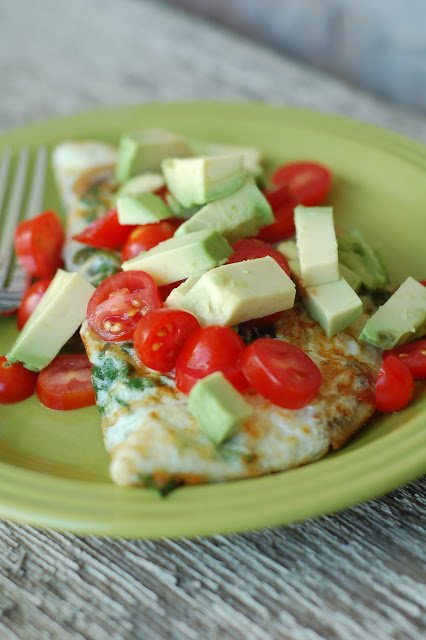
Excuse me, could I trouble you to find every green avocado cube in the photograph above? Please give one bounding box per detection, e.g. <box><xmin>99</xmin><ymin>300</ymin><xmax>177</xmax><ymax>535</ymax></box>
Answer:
<box><xmin>302</xmin><ymin>278</ymin><xmax>363</xmax><ymax>337</ymax></box>
<box><xmin>121</xmin><ymin>229</ymin><xmax>232</xmax><ymax>285</ymax></box>
<box><xmin>338</xmin><ymin>263</ymin><xmax>363</xmax><ymax>293</ymax></box>
<box><xmin>190</xmin><ymin>139</ymin><xmax>263</xmax><ymax>179</ymax></box>
<box><xmin>337</xmin><ymin>230</ymin><xmax>388</xmax><ymax>290</ymax></box>
<box><xmin>116</xmin><ymin>172</ymin><xmax>165</xmax><ymax>198</ymax></box>
<box><xmin>166</xmin><ymin>256</ymin><xmax>296</xmax><ymax>326</ymax></box>
<box><xmin>7</xmin><ymin>270</ymin><xmax>95</xmax><ymax>371</ymax></box>
<box><xmin>175</xmin><ymin>177</ymin><xmax>274</xmax><ymax>243</ymax></box>
<box><xmin>117</xmin><ymin>192</ymin><xmax>171</xmax><ymax>225</ymax></box>
<box><xmin>116</xmin><ymin>129</ymin><xmax>192</xmax><ymax>182</ymax></box>
<box><xmin>162</xmin><ymin>154</ymin><xmax>246</xmax><ymax>207</ymax></box>
<box><xmin>188</xmin><ymin>372</ymin><xmax>253</xmax><ymax>445</ymax></box>
<box><xmin>360</xmin><ymin>276</ymin><xmax>426</xmax><ymax>349</ymax></box>
<box><xmin>295</xmin><ymin>206</ymin><xmax>339</xmax><ymax>287</ymax></box>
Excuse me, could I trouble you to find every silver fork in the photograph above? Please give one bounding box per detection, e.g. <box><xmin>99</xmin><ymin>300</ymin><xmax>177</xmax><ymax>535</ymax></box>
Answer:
<box><xmin>0</xmin><ymin>146</ymin><xmax>47</xmax><ymax>311</ymax></box>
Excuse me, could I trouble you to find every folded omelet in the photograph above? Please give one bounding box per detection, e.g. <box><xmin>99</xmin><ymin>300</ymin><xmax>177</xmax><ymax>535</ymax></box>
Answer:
<box><xmin>53</xmin><ymin>141</ymin><xmax>381</xmax><ymax>491</ymax></box>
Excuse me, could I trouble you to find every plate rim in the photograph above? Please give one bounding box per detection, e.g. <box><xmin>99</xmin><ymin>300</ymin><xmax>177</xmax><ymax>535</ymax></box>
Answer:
<box><xmin>0</xmin><ymin>101</ymin><xmax>425</xmax><ymax>539</ymax></box>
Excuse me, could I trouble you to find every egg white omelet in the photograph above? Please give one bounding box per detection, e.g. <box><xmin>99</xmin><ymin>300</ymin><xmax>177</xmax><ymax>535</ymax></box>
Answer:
<box><xmin>53</xmin><ymin>141</ymin><xmax>381</xmax><ymax>491</ymax></box>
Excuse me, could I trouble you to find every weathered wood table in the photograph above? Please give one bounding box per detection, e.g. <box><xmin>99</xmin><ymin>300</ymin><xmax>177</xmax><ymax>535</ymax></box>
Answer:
<box><xmin>0</xmin><ymin>1</ymin><xmax>425</xmax><ymax>638</ymax></box>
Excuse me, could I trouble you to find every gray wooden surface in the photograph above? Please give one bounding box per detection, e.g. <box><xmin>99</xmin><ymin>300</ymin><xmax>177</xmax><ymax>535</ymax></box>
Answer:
<box><xmin>0</xmin><ymin>1</ymin><xmax>425</xmax><ymax>638</ymax></box>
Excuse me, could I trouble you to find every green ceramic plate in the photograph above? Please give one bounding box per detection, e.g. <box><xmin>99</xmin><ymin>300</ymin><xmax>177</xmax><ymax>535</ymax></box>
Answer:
<box><xmin>0</xmin><ymin>103</ymin><xmax>425</xmax><ymax>539</ymax></box>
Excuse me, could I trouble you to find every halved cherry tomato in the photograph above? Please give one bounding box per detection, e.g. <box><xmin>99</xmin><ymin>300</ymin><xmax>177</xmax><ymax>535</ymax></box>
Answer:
<box><xmin>134</xmin><ymin>308</ymin><xmax>200</xmax><ymax>373</ymax></box>
<box><xmin>175</xmin><ymin>326</ymin><xmax>249</xmax><ymax>394</ymax></box>
<box><xmin>87</xmin><ymin>271</ymin><xmax>162</xmax><ymax>342</ymax></box>
<box><xmin>272</xmin><ymin>161</ymin><xmax>332</xmax><ymax>206</ymax></box>
<box><xmin>228</xmin><ymin>238</ymin><xmax>290</xmax><ymax>275</ymax></box>
<box><xmin>121</xmin><ymin>220</ymin><xmax>179</xmax><ymax>262</ymax></box>
<box><xmin>17</xmin><ymin>278</ymin><xmax>52</xmax><ymax>330</ymax></box>
<box><xmin>257</xmin><ymin>184</ymin><xmax>298</xmax><ymax>242</ymax></box>
<box><xmin>0</xmin><ymin>356</ymin><xmax>37</xmax><ymax>404</ymax></box>
<box><xmin>375</xmin><ymin>355</ymin><xmax>414</xmax><ymax>413</ymax></box>
<box><xmin>73</xmin><ymin>208</ymin><xmax>136</xmax><ymax>250</ymax></box>
<box><xmin>241</xmin><ymin>338</ymin><xmax>322</xmax><ymax>409</ymax></box>
<box><xmin>383</xmin><ymin>339</ymin><xmax>426</xmax><ymax>380</ymax></box>
<box><xmin>36</xmin><ymin>354</ymin><xmax>95</xmax><ymax>410</ymax></box>
<box><xmin>14</xmin><ymin>211</ymin><xmax>64</xmax><ymax>278</ymax></box>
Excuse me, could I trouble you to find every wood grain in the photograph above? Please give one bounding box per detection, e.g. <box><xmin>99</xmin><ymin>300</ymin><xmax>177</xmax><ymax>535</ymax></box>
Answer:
<box><xmin>0</xmin><ymin>1</ymin><xmax>425</xmax><ymax>638</ymax></box>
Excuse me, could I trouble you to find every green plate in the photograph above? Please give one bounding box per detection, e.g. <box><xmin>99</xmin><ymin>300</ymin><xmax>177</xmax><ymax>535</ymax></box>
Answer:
<box><xmin>0</xmin><ymin>103</ymin><xmax>425</xmax><ymax>539</ymax></box>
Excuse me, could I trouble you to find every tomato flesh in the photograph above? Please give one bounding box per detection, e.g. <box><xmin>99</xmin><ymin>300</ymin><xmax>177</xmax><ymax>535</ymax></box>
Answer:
<box><xmin>17</xmin><ymin>278</ymin><xmax>52</xmax><ymax>330</ymax></box>
<box><xmin>0</xmin><ymin>356</ymin><xmax>37</xmax><ymax>404</ymax></box>
<box><xmin>36</xmin><ymin>354</ymin><xmax>95</xmax><ymax>410</ymax></box>
<box><xmin>134</xmin><ymin>308</ymin><xmax>200</xmax><ymax>373</ymax></box>
<box><xmin>73</xmin><ymin>208</ymin><xmax>136</xmax><ymax>250</ymax></box>
<box><xmin>240</xmin><ymin>338</ymin><xmax>322</xmax><ymax>409</ymax></box>
<box><xmin>175</xmin><ymin>326</ymin><xmax>249</xmax><ymax>394</ymax></box>
<box><xmin>375</xmin><ymin>355</ymin><xmax>414</xmax><ymax>413</ymax></box>
<box><xmin>272</xmin><ymin>161</ymin><xmax>332</xmax><ymax>206</ymax></box>
<box><xmin>121</xmin><ymin>220</ymin><xmax>179</xmax><ymax>262</ymax></box>
<box><xmin>257</xmin><ymin>183</ymin><xmax>298</xmax><ymax>242</ymax></box>
<box><xmin>228</xmin><ymin>238</ymin><xmax>290</xmax><ymax>275</ymax></box>
<box><xmin>14</xmin><ymin>211</ymin><xmax>64</xmax><ymax>278</ymax></box>
<box><xmin>87</xmin><ymin>270</ymin><xmax>162</xmax><ymax>342</ymax></box>
<box><xmin>383</xmin><ymin>339</ymin><xmax>426</xmax><ymax>380</ymax></box>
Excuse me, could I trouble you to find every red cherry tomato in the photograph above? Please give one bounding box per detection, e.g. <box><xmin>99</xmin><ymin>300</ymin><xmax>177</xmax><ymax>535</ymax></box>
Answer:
<box><xmin>134</xmin><ymin>308</ymin><xmax>200</xmax><ymax>373</ymax></box>
<box><xmin>420</xmin><ymin>280</ymin><xmax>426</xmax><ymax>286</ymax></box>
<box><xmin>175</xmin><ymin>326</ymin><xmax>249</xmax><ymax>394</ymax></box>
<box><xmin>241</xmin><ymin>338</ymin><xmax>323</xmax><ymax>409</ymax></box>
<box><xmin>17</xmin><ymin>278</ymin><xmax>52</xmax><ymax>330</ymax></box>
<box><xmin>73</xmin><ymin>208</ymin><xmax>136</xmax><ymax>250</ymax></box>
<box><xmin>228</xmin><ymin>238</ymin><xmax>290</xmax><ymax>275</ymax></box>
<box><xmin>14</xmin><ymin>211</ymin><xmax>64</xmax><ymax>278</ymax></box>
<box><xmin>36</xmin><ymin>354</ymin><xmax>95</xmax><ymax>410</ymax></box>
<box><xmin>272</xmin><ymin>161</ymin><xmax>332</xmax><ymax>206</ymax></box>
<box><xmin>0</xmin><ymin>356</ymin><xmax>37</xmax><ymax>404</ymax></box>
<box><xmin>121</xmin><ymin>220</ymin><xmax>179</xmax><ymax>262</ymax></box>
<box><xmin>375</xmin><ymin>355</ymin><xmax>414</xmax><ymax>413</ymax></box>
<box><xmin>87</xmin><ymin>270</ymin><xmax>162</xmax><ymax>342</ymax></box>
<box><xmin>383</xmin><ymin>339</ymin><xmax>426</xmax><ymax>380</ymax></box>
<box><xmin>257</xmin><ymin>184</ymin><xmax>298</xmax><ymax>242</ymax></box>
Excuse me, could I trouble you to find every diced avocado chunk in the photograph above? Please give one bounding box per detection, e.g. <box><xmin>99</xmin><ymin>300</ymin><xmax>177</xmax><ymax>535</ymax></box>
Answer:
<box><xmin>337</xmin><ymin>230</ymin><xmax>388</xmax><ymax>290</ymax></box>
<box><xmin>278</xmin><ymin>240</ymin><xmax>362</xmax><ymax>292</ymax></box>
<box><xmin>166</xmin><ymin>256</ymin><xmax>295</xmax><ymax>326</ymax></box>
<box><xmin>277</xmin><ymin>240</ymin><xmax>301</xmax><ymax>278</ymax></box>
<box><xmin>190</xmin><ymin>139</ymin><xmax>263</xmax><ymax>179</ymax></box>
<box><xmin>188</xmin><ymin>372</ymin><xmax>253</xmax><ymax>445</ymax></box>
<box><xmin>175</xmin><ymin>177</ymin><xmax>274</xmax><ymax>243</ymax></box>
<box><xmin>295</xmin><ymin>206</ymin><xmax>339</xmax><ymax>287</ymax></box>
<box><xmin>117</xmin><ymin>192</ymin><xmax>171</xmax><ymax>224</ymax></box>
<box><xmin>302</xmin><ymin>278</ymin><xmax>363</xmax><ymax>337</ymax></box>
<box><xmin>7</xmin><ymin>270</ymin><xmax>95</xmax><ymax>371</ymax></box>
<box><xmin>116</xmin><ymin>129</ymin><xmax>192</xmax><ymax>182</ymax></box>
<box><xmin>162</xmin><ymin>154</ymin><xmax>245</xmax><ymax>207</ymax></box>
<box><xmin>338</xmin><ymin>263</ymin><xmax>363</xmax><ymax>293</ymax></box>
<box><xmin>122</xmin><ymin>229</ymin><xmax>232</xmax><ymax>285</ymax></box>
<box><xmin>165</xmin><ymin>194</ymin><xmax>200</xmax><ymax>219</ymax></box>
<box><xmin>359</xmin><ymin>277</ymin><xmax>426</xmax><ymax>349</ymax></box>
<box><xmin>116</xmin><ymin>172</ymin><xmax>165</xmax><ymax>198</ymax></box>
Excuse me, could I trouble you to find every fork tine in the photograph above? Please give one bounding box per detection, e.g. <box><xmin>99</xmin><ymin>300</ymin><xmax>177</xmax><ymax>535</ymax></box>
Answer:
<box><xmin>25</xmin><ymin>146</ymin><xmax>47</xmax><ymax>219</ymax></box>
<box><xmin>0</xmin><ymin>147</ymin><xmax>12</xmax><ymax>216</ymax></box>
<box><xmin>0</xmin><ymin>147</ymin><xmax>29</xmax><ymax>289</ymax></box>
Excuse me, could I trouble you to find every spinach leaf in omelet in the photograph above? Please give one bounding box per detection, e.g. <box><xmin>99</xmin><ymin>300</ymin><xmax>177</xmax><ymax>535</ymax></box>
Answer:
<box><xmin>73</xmin><ymin>247</ymin><xmax>121</xmax><ymax>287</ymax></box>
